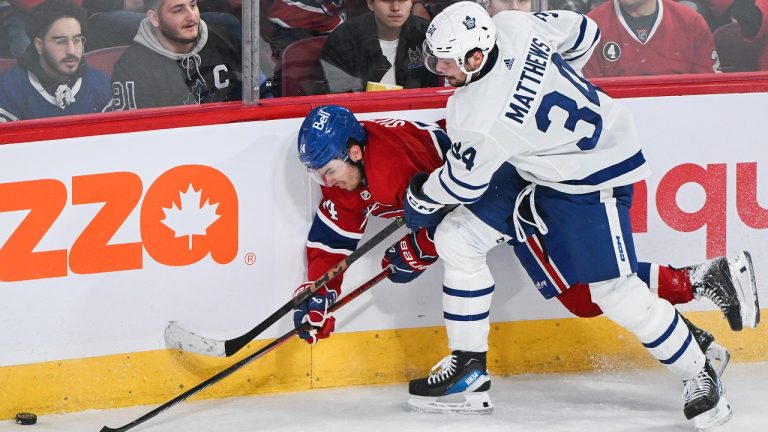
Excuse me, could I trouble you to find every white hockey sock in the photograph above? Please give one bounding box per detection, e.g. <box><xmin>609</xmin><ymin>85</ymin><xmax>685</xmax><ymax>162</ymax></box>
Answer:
<box><xmin>435</xmin><ymin>207</ymin><xmax>504</xmax><ymax>353</ymax></box>
<box><xmin>442</xmin><ymin>269</ymin><xmax>495</xmax><ymax>353</ymax></box>
<box><xmin>590</xmin><ymin>275</ymin><xmax>705</xmax><ymax>380</ymax></box>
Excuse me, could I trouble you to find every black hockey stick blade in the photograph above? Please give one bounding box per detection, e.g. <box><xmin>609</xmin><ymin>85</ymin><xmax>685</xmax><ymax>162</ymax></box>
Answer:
<box><xmin>164</xmin><ymin>216</ymin><xmax>404</xmax><ymax>358</ymax></box>
<box><xmin>100</xmin><ymin>267</ymin><xmax>392</xmax><ymax>432</ymax></box>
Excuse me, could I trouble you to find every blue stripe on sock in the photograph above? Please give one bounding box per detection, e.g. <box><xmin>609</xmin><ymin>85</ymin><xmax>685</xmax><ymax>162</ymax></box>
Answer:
<box><xmin>444</xmin><ymin>311</ymin><xmax>490</xmax><ymax>321</ymax></box>
<box><xmin>659</xmin><ymin>330</ymin><xmax>694</xmax><ymax>365</ymax></box>
<box><xmin>443</xmin><ymin>286</ymin><xmax>495</xmax><ymax>298</ymax></box>
<box><xmin>643</xmin><ymin>312</ymin><xmax>679</xmax><ymax>349</ymax></box>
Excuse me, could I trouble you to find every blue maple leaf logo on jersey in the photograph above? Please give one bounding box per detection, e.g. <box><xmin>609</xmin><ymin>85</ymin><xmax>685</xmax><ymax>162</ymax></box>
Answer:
<box><xmin>408</xmin><ymin>46</ymin><xmax>423</xmax><ymax>69</ymax></box>
<box><xmin>463</xmin><ymin>16</ymin><xmax>476</xmax><ymax>30</ymax></box>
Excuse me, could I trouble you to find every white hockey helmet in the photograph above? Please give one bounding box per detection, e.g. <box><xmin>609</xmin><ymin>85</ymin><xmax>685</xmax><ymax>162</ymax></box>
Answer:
<box><xmin>422</xmin><ymin>1</ymin><xmax>497</xmax><ymax>76</ymax></box>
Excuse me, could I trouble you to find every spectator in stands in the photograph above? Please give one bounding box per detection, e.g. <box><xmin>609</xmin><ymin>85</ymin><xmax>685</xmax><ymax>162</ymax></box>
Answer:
<box><xmin>483</xmin><ymin>0</ymin><xmax>533</xmax><ymax>14</ymax></box>
<box><xmin>320</xmin><ymin>0</ymin><xmax>438</xmax><ymax>93</ymax></box>
<box><xmin>0</xmin><ymin>0</ymin><xmax>82</xmax><ymax>59</ymax></box>
<box><xmin>583</xmin><ymin>0</ymin><xmax>720</xmax><ymax>77</ymax></box>
<box><xmin>267</xmin><ymin>0</ymin><xmax>345</xmax><ymax>47</ymax></box>
<box><xmin>0</xmin><ymin>0</ymin><xmax>111</xmax><ymax>121</ymax></box>
<box><xmin>547</xmin><ymin>0</ymin><xmax>604</xmax><ymax>13</ymax></box>
<box><xmin>83</xmin><ymin>0</ymin><xmax>147</xmax><ymax>52</ymax></box>
<box><xmin>0</xmin><ymin>1</ymin><xmax>32</xmax><ymax>58</ymax></box>
<box><xmin>699</xmin><ymin>0</ymin><xmax>768</xmax><ymax>71</ymax></box>
<box><xmin>410</xmin><ymin>0</ymin><xmax>456</xmax><ymax>19</ymax></box>
<box><xmin>736</xmin><ymin>0</ymin><xmax>768</xmax><ymax>69</ymax></box>
<box><xmin>706</xmin><ymin>0</ymin><xmax>768</xmax><ymax>58</ymax></box>
<box><xmin>83</xmin><ymin>0</ymin><xmax>242</xmax><ymax>52</ymax></box>
<box><xmin>110</xmin><ymin>0</ymin><xmax>241</xmax><ymax>110</ymax></box>
<box><xmin>265</xmin><ymin>0</ymin><xmax>348</xmax><ymax>95</ymax></box>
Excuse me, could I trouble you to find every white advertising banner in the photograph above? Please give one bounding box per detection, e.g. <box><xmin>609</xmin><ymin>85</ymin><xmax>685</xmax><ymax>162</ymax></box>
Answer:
<box><xmin>0</xmin><ymin>95</ymin><xmax>766</xmax><ymax>366</ymax></box>
<box><xmin>0</xmin><ymin>119</ymin><xmax>315</xmax><ymax>365</ymax></box>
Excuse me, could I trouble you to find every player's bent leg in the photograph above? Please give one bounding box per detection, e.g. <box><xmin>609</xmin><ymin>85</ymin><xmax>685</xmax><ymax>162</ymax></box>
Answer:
<box><xmin>639</xmin><ymin>262</ymin><xmax>694</xmax><ymax>305</ymax></box>
<box><xmin>434</xmin><ymin>206</ymin><xmax>506</xmax><ymax>353</ymax></box>
<box><xmin>407</xmin><ymin>207</ymin><xmax>505</xmax><ymax>414</ymax></box>
<box><xmin>689</xmin><ymin>251</ymin><xmax>760</xmax><ymax>331</ymax></box>
<box><xmin>556</xmin><ymin>273</ymin><xmax>731</xmax><ymax>376</ymax></box>
<box><xmin>590</xmin><ymin>275</ymin><xmax>706</xmax><ymax>379</ymax></box>
<box><xmin>641</xmin><ymin>253</ymin><xmax>760</xmax><ymax>331</ymax></box>
<box><xmin>589</xmin><ymin>275</ymin><xmax>731</xmax><ymax>428</ymax></box>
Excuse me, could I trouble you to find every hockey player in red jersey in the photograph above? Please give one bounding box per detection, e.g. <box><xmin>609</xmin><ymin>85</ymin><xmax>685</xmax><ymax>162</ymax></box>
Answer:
<box><xmin>291</xmin><ymin>106</ymin><xmax>449</xmax><ymax>343</ymax></box>
<box><xmin>291</xmin><ymin>105</ymin><xmax>758</xmax><ymax>410</ymax></box>
<box><xmin>583</xmin><ymin>0</ymin><xmax>720</xmax><ymax>77</ymax></box>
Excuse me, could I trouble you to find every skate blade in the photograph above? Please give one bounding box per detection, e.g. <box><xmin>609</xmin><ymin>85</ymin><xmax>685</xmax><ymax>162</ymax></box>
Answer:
<box><xmin>705</xmin><ymin>342</ymin><xmax>730</xmax><ymax>378</ymax></box>
<box><xmin>693</xmin><ymin>396</ymin><xmax>732</xmax><ymax>431</ymax></box>
<box><xmin>407</xmin><ymin>392</ymin><xmax>493</xmax><ymax>415</ymax></box>
<box><xmin>732</xmin><ymin>251</ymin><xmax>760</xmax><ymax>329</ymax></box>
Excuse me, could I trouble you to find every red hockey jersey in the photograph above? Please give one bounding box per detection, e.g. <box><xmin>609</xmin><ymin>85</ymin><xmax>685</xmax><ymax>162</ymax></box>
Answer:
<box><xmin>268</xmin><ymin>0</ymin><xmax>345</xmax><ymax>33</ymax></box>
<box><xmin>584</xmin><ymin>0</ymin><xmax>719</xmax><ymax>77</ymax></box>
<box><xmin>10</xmin><ymin>0</ymin><xmax>82</xmax><ymax>11</ymax></box>
<box><xmin>305</xmin><ymin>119</ymin><xmax>450</xmax><ymax>294</ymax></box>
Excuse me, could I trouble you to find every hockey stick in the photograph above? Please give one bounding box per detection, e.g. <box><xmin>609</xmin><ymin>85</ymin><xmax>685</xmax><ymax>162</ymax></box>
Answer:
<box><xmin>100</xmin><ymin>267</ymin><xmax>392</xmax><ymax>432</ymax></box>
<box><xmin>164</xmin><ymin>216</ymin><xmax>404</xmax><ymax>357</ymax></box>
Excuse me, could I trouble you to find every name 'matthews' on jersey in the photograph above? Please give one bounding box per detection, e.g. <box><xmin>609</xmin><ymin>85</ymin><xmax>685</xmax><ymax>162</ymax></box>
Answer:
<box><xmin>423</xmin><ymin>10</ymin><xmax>650</xmax><ymax>205</ymax></box>
<box><xmin>504</xmin><ymin>37</ymin><xmax>550</xmax><ymax>126</ymax></box>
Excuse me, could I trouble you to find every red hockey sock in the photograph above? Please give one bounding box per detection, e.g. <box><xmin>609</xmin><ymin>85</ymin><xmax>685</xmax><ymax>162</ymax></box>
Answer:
<box><xmin>556</xmin><ymin>283</ymin><xmax>603</xmax><ymax>318</ymax></box>
<box><xmin>657</xmin><ymin>265</ymin><xmax>694</xmax><ymax>305</ymax></box>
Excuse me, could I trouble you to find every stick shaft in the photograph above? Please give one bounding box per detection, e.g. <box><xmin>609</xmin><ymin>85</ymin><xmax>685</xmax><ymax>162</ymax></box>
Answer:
<box><xmin>219</xmin><ymin>216</ymin><xmax>402</xmax><ymax>356</ymax></box>
<box><xmin>100</xmin><ymin>268</ymin><xmax>392</xmax><ymax>432</ymax></box>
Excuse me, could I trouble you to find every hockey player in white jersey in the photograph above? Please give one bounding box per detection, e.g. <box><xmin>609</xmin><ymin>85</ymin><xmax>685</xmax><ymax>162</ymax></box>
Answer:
<box><xmin>404</xmin><ymin>2</ymin><xmax>735</xmax><ymax>429</ymax></box>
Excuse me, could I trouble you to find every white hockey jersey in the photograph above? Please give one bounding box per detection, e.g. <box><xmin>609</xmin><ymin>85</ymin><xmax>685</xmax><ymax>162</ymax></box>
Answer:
<box><xmin>423</xmin><ymin>10</ymin><xmax>651</xmax><ymax>204</ymax></box>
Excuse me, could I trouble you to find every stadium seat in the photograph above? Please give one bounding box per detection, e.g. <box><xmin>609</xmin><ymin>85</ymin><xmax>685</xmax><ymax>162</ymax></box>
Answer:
<box><xmin>0</xmin><ymin>57</ymin><xmax>17</xmax><ymax>75</ymax></box>
<box><xmin>713</xmin><ymin>22</ymin><xmax>762</xmax><ymax>72</ymax></box>
<box><xmin>280</xmin><ymin>36</ymin><xmax>328</xmax><ymax>97</ymax></box>
<box><xmin>85</xmin><ymin>46</ymin><xmax>128</xmax><ymax>77</ymax></box>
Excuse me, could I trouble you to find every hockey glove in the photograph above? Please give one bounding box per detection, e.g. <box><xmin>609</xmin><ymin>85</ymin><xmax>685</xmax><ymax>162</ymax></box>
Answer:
<box><xmin>403</xmin><ymin>172</ymin><xmax>447</xmax><ymax>231</ymax></box>
<box><xmin>292</xmin><ymin>282</ymin><xmax>338</xmax><ymax>344</ymax></box>
<box><xmin>382</xmin><ymin>227</ymin><xmax>438</xmax><ymax>283</ymax></box>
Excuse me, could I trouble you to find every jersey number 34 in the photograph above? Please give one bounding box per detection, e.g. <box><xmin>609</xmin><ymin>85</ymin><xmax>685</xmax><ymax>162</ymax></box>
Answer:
<box><xmin>535</xmin><ymin>54</ymin><xmax>603</xmax><ymax>151</ymax></box>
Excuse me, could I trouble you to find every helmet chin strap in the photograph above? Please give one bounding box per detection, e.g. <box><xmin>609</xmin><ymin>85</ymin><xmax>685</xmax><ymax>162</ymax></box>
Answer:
<box><xmin>459</xmin><ymin>46</ymin><xmax>498</xmax><ymax>86</ymax></box>
<box><xmin>463</xmin><ymin>69</ymin><xmax>479</xmax><ymax>85</ymax></box>
<box><xmin>459</xmin><ymin>52</ymin><xmax>486</xmax><ymax>85</ymax></box>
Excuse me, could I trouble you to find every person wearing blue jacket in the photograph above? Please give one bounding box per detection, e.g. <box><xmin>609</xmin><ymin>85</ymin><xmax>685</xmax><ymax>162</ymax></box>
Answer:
<box><xmin>0</xmin><ymin>0</ymin><xmax>111</xmax><ymax>122</ymax></box>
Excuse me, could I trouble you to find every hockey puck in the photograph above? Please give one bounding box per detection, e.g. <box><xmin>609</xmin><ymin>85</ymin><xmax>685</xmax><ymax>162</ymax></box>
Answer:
<box><xmin>15</xmin><ymin>413</ymin><xmax>37</xmax><ymax>425</ymax></box>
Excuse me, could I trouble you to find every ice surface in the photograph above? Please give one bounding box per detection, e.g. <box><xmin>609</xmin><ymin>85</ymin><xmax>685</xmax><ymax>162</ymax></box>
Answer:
<box><xmin>3</xmin><ymin>362</ymin><xmax>766</xmax><ymax>431</ymax></box>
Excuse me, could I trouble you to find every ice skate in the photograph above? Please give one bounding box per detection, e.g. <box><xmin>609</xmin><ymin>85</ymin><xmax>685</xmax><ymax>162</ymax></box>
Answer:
<box><xmin>681</xmin><ymin>315</ymin><xmax>730</xmax><ymax>377</ymax></box>
<box><xmin>407</xmin><ymin>350</ymin><xmax>493</xmax><ymax>414</ymax></box>
<box><xmin>689</xmin><ymin>251</ymin><xmax>760</xmax><ymax>331</ymax></box>
<box><xmin>683</xmin><ymin>361</ymin><xmax>732</xmax><ymax>430</ymax></box>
